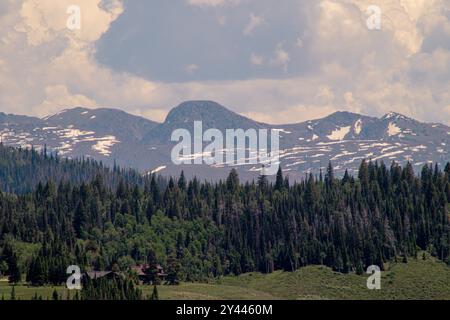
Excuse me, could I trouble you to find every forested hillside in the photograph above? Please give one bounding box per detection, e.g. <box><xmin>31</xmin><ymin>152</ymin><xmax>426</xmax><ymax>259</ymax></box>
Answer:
<box><xmin>0</xmin><ymin>144</ymin><xmax>149</xmax><ymax>194</ymax></box>
<box><xmin>0</xmin><ymin>144</ymin><xmax>449</xmax><ymax>287</ymax></box>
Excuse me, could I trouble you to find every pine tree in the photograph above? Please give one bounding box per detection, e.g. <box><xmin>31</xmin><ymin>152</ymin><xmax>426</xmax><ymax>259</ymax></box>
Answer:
<box><xmin>10</xmin><ymin>286</ymin><xmax>15</xmax><ymax>300</ymax></box>
<box><xmin>150</xmin><ymin>285</ymin><xmax>159</xmax><ymax>300</ymax></box>
<box><xmin>325</xmin><ymin>162</ymin><xmax>334</xmax><ymax>188</ymax></box>
<box><xmin>8</xmin><ymin>254</ymin><xmax>21</xmax><ymax>284</ymax></box>
<box><xmin>275</xmin><ymin>166</ymin><xmax>284</xmax><ymax>191</ymax></box>
<box><xmin>227</xmin><ymin>169</ymin><xmax>240</xmax><ymax>192</ymax></box>
<box><xmin>1</xmin><ymin>143</ymin><xmax>450</xmax><ymax>287</ymax></box>
<box><xmin>52</xmin><ymin>289</ymin><xmax>59</xmax><ymax>300</ymax></box>
<box><xmin>178</xmin><ymin>171</ymin><xmax>186</xmax><ymax>190</ymax></box>
<box><xmin>166</xmin><ymin>256</ymin><xmax>181</xmax><ymax>285</ymax></box>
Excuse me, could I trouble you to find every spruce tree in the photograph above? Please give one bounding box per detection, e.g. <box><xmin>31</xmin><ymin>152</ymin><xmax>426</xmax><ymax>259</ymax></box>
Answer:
<box><xmin>10</xmin><ymin>286</ymin><xmax>15</xmax><ymax>300</ymax></box>
<box><xmin>150</xmin><ymin>285</ymin><xmax>159</xmax><ymax>300</ymax></box>
<box><xmin>52</xmin><ymin>289</ymin><xmax>59</xmax><ymax>300</ymax></box>
<box><xmin>275</xmin><ymin>166</ymin><xmax>284</xmax><ymax>191</ymax></box>
<box><xmin>8</xmin><ymin>254</ymin><xmax>21</xmax><ymax>284</ymax></box>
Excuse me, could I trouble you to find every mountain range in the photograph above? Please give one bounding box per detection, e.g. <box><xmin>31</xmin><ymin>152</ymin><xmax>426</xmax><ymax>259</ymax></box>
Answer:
<box><xmin>1</xmin><ymin>101</ymin><xmax>449</xmax><ymax>181</ymax></box>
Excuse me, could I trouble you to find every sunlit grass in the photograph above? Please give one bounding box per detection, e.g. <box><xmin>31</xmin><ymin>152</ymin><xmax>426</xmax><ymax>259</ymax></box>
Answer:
<box><xmin>1</xmin><ymin>252</ymin><xmax>448</xmax><ymax>300</ymax></box>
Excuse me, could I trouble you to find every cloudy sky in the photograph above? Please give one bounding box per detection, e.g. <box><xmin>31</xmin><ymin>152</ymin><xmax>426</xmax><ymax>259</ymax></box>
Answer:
<box><xmin>0</xmin><ymin>0</ymin><xmax>449</xmax><ymax>124</ymax></box>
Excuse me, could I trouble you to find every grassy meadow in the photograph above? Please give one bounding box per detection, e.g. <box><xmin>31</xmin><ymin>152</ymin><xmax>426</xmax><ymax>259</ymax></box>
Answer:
<box><xmin>1</xmin><ymin>253</ymin><xmax>448</xmax><ymax>300</ymax></box>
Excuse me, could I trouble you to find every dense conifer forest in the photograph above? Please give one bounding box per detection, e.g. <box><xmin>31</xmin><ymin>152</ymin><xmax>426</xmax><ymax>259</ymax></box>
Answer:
<box><xmin>0</xmin><ymin>143</ymin><xmax>449</xmax><ymax>289</ymax></box>
<box><xmin>0</xmin><ymin>144</ymin><xmax>151</xmax><ymax>194</ymax></box>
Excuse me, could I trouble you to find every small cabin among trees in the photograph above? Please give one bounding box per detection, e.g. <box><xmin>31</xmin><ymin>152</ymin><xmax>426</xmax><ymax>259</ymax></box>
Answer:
<box><xmin>131</xmin><ymin>264</ymin><xmax>167</xmax><ymax>284</ymax></box>
<box><xmin>84</xmin><ymin>271</ymin><xmax>122</xmax><ymax>281</ymax></box>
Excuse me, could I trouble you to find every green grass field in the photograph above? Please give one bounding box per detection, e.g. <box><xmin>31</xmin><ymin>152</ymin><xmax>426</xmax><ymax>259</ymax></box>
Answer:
<box><xmin>1</xmin><ymin>253</ymin><xmax>449</xmax><ymax>300</ymax></box>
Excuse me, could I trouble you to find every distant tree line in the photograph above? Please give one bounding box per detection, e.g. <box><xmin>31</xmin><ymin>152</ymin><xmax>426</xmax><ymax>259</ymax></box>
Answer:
<box><xmin>80</xmin><ymin>277</ymin><xmax>142</xmax><ymax>300</ymax></box>
<box><xmin>0</xmin><ymin>143</ymin><xmax>159</xmax><ymax>194</ymax></box>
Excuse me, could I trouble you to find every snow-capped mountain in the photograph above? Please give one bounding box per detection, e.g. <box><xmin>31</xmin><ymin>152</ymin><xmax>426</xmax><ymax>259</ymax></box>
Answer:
<box><xmin>1</xmin><ymin>102</ymin><xmax>449</xmax><ymax>181</ymax></box>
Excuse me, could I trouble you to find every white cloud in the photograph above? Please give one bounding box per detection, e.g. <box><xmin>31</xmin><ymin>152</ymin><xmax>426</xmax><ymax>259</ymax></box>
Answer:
<box><xmin>187</xmin><ymin>0</ymin><xmax>242</xmax><ymax>7</ymax></box>
<box><xmin>1</xmin><ymin>0</ymin><xmax>450</xmax><ymax>127</ymax></box>
<box><xmin>217</xmin><ymin>15</ymin><xmax>227</xmax><ymax>25</ymax></box>
<box><xmin>339</xmin><ymin>0</ymin><xmax>442</xmax><ymax>55</ymax></box>
<box><xmin>295</xmin><ymin>37</ymin><xmax>303</xmax><ymax>48</ymax></box>
<box><xmin>15</xmin><ymin>0</ymin><xmax>123</xmax><ymax>46</ymax></box>
<box><xmin>250</xmin><ymin>53</ymin><xmax>264</xmax><ymax>65</ymax></box>
<box><xmin>243</xmin><ymin>13</ymin><xmax>264</xmax><ymax>36</ymax></box>
<box><xmin>0</xmin><ymin>0</ymin><xmax>164</xmax><ymax>118</ymax></box>
<box><xmin>185</xmin><ymin>64</ymin><xmax>200</xmax><ymax>74</ymax></box>
<box><xmin>39</xmin><ymin>85</ymin><xmax>97</xmax><ymax>116</ymax></box>
<box><xmin>270</xmin><ymin>44</ymin><xmax>290</xmax><ymax>71</ymax></box>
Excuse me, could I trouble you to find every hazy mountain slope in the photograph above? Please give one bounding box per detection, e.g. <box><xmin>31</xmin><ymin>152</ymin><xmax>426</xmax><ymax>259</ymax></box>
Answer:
<box><xmin>43</xmin><ymin>107</ymin><xmax>158</xmax><ymax>145</ymax></box>
<box><xmin>144</xmin><ymin>101</ymin><xmax>266</xmax><ymax>143</ymax></box>
<box><xmin>0</xmin><ymin>143</ymin><xmax>145</xmax><ymax>194</ymax></box>
<box><xmin>0</xmin><ymin>107</ymin><xmax>158</xmax><ymax>169</ymax></box>
<box><xmin>1</xmin><ymin>101</ymin><xmax>449</xmax><ymax>181</ymax></box>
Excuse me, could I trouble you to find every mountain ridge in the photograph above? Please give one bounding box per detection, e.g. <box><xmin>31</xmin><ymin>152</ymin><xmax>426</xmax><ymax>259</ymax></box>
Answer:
<box><xmin>3</xmin><ymin>105</ymin><xmax>440</xmax><ymax>128</ymax></box>
<box><xmin>1</xmin><ymin>101</ymin><xmax>449</xmax><ymax>181</ymax></box>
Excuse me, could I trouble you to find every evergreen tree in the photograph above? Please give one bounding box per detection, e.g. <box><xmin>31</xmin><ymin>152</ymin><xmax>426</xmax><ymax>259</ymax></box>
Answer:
<box><xmin>10</xmin><ymin>286</ymin><xmax>15</xmax><ymax>300</ymax></box>
<box><xmin>52</xmin><ymin>289</ymin><xmax>59</xmax><ymax>301</ymax></box>
<box><xmin>275</xmin><ymin>166</ymin><xmax>284</xmax><ymax>191</ymax></box>
<box><xmin>150</xmin><ymin>285</ymin><xmax>159</xmax><ymax>300</ymax></box>
<box><xmin>8</xmin><ymin>254</ymin><xmax>21</xmax><ymax>284</ymax></box>
<box><xmin>0</xmin><ymin>143</ymin><xmax>449</xmax><ymax>287</ymax></box>
<box><xmin>178</xmin><ymin>171</ymin><xmax>186</xmax><ymax>190</ymax></box>
<box><xmin>166</xmin><ymin>256</ymin><xmax>181</xmax><ymax>285</ymax></box>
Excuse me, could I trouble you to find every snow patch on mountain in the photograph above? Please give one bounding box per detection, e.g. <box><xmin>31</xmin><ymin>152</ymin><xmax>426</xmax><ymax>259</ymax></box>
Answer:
<box><xmin>59</xmin><ymin>128</ymin><xmax>95</xmax><ymax>139</ymax></box>
<box><xmin>373</xmin><ymin>150</ymin><xmax>405</xmax><ymax>161</ymax></box>
<box><xmin>91</xmin><ymin>136</ymin><xmax>120</xmax><ymax>156</ymax></box>
<box><xmin>354</xmin><ymin>119</ymin><xmax>362</xmax><ymax>135</ymax></box>
<box><xmin>331</xmin><ymin>151</ymin><xmax>357</xmax><ymax>160</ymax></box>
<box><xmin>327</xmin><ymin>126</ymin><xmax>351</xmax><ymax>141</ymax></box>
<box><xmin>151</xmin><ymin>166</ymin><xmax>167</xmax><ymax>174</ymax></box>
<box><xmin>383</xmin><ymin>112</ymin><xmax>410</xmax><ymax>121</ymax></box>
<box><xmin>58</xmin><ymin>142</ymin><xmax>73</xmax><ymax>155</ymax></box>
<box><xmin>2</xmin><ymin>103</ymin><xmax>450</xmax><ymax>180</ymax></box>
<box><xmin>273</xmin><ymin>129</ymin><xmax>292</xmax><ymax>134</ymax></box>
<box><xmin>387</xmin><ymin>122</ymin><xmax>402</xmax><ymax>136</ymax></box>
